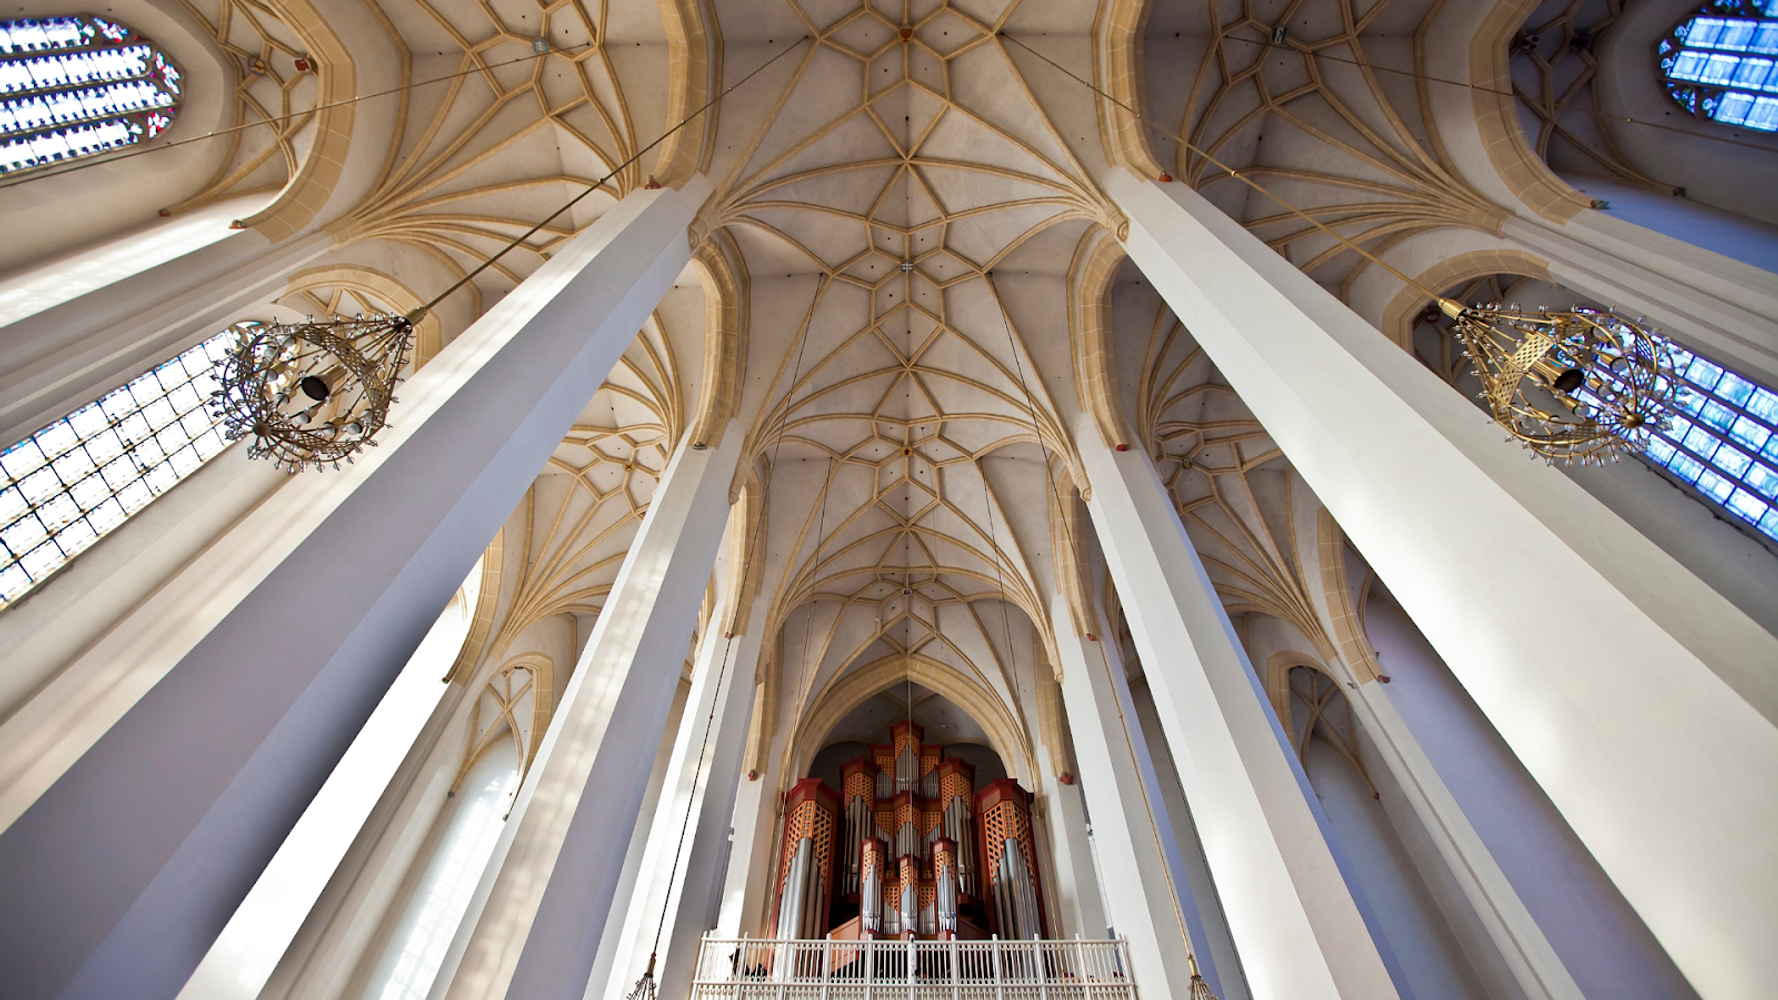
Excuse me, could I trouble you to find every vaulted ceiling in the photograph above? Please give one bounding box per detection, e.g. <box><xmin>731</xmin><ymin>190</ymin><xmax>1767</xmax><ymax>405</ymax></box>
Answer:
<box><xmin>116</xmin><ymin>0</ymin><xmax>1634</xmax><ymax>763</ymax></box>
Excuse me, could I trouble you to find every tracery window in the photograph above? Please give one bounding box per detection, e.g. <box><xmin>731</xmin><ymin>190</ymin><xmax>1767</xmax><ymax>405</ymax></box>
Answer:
<box><xmin>0</xmin><ymin>15</ymin><xmax>182</xmax><ymax>174</ymax></box>
<box><xmin>0</xmin><ymin>331</ymin><xmax>236</xmax><ymax>607</ymax></box>
<box><xmin>1660</xmin><ymin>1</ymin><xmax>1778</xmax><ymax>131</ymax></box>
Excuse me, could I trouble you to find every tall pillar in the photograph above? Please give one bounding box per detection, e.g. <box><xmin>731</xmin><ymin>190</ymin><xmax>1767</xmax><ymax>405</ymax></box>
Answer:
<box><xmin>1110</xmin><ymin>169</ymin><xmax>1778</xmax><ymax>1000</ymax></box>
<box><xmin>0</xmin><ymin>179</ymin><xmax>711</xmax><ymax>1000</ymax></box>
<box><xmin>1074</xmin><ymin>421</ymin><xmax>1401</xmax><ymax>1000</ymax></box>
<box><xmin>437</xmin><ymin>429</ymin><xmax>743</xmax><ymax>1000</ymax></box>
<box><xmin>596</xmin><ymin>592</ymin><xmax>768</xmax><ymax>1000</ymax></box>
<box><xmin>1050</xmin><ymin>589</ymin><xmax>1206</xmax><ymax>1000</ymax></box>
<box><xmin>0</xmin><ymin>230</ymin><xmax>332</xmax><ymax>451</ymax></box>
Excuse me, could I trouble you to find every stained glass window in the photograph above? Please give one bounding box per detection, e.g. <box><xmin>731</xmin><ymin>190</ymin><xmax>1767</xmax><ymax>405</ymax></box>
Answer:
<box><xmin>1660</xmin><ymin>1</ymin><xmax>1778</xmax><ymax>131</ymax></box>
<box><xmin>0</xmin><ymin>331</ymin><xmax>238</xmax><ymax>607</ymax></box>
<box><xmin>1636</xmin><ymin>342</ymin><xmax>1778</xmax><ymax>542</ymax></box>
<box><xmin>0</xmin><ymin>15</ymin><xmax>182</xmax><ymax>174</ymax></box>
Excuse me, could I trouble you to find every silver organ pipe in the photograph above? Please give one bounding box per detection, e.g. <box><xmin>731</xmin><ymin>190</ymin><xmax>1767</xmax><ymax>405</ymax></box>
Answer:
<box><xmin>859</xmin><ymin>837</ymin><xmax>884</xmax><ymax>935</ymax></box>
<box><xmin>775</xmin><ymin>837</ymin><xmax>811</xmax><ymax>940</ymax></box>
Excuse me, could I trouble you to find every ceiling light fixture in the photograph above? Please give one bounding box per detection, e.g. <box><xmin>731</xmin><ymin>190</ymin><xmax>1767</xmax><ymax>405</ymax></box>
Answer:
<box><xmin>1001</xmin><ymin>32</ymin><xmax>1678</xmax><ymax>466</ymax></box>
<box><xmin>212</xmin><ymin>37</ymin><xmax>810</xmax><ymax>473</ymax></box>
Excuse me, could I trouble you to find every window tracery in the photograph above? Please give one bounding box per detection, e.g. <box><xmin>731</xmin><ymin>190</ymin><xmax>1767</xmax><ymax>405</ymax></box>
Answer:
<box><xmin>1661</xmin><ymin>1</ymin><xmax>1778</xmax><ymax>131</ymax></box>
<box><xmin>0</xmin><ymin>15</ymin><xmax>181</xmax><ymax>174</ymax></box>
<box><xmin>0</xmin><ymin>330</ymin><xmax>235</xmax><ymax>607</ymax></box>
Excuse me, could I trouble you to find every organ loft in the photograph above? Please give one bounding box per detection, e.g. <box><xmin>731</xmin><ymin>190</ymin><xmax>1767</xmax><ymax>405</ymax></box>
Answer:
<box><xmin>772</xmin><ymin>721</ymin><xmax>1045</xmax><ymax>942</ymax></box>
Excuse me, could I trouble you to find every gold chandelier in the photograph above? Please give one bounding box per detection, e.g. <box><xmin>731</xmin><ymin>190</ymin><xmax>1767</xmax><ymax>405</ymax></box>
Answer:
<box><xmin>1437</xmin><ymin>299</ymin><xmax>1679</xmax><ymax>464</ymax></box>
<box><xmin>211</xmin><ymin>314</ymin><xmax>417</xmax><ymax>472</ymax></box>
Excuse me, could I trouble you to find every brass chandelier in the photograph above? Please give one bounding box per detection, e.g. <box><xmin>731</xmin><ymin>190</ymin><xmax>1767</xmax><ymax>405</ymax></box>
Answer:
<box><xmin>209</xmin><ymin>38</ymin><xmax>808</xmax><ymax>474</ymax></box>
<box><xmin>999</xmin><ymin>32</ymin><xmax>1682</xmax><ymax>470</ymax></box>
<box><xmin>1437</xmin><ymin>299</ymin><xmax>1679</xmax><ymax>464</ymax></box>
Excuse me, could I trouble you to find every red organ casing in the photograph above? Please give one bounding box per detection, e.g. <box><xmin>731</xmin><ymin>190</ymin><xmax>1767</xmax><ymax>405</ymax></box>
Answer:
<box><xmin>771</xmin><ymin>722</ymin><xmax>1045</xmax><ymax>941</ymax></box>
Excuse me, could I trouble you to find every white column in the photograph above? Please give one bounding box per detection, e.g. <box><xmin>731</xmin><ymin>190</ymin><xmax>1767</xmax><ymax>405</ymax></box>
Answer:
<box><xmin>436</xmin><ymin>429</ymin><xmax>743</xmax><ymax>1000</ymax></box>
<box><xmin>1075</xmin><ymin>422</ymin><xmax>1400</xmax><ymax>1000</ymax></box>
<box><xmin>1033</xmin><ymin>744</ymin><xmax>1106</xmax><ymax>942</ymax></box>
<box><xmin>1050</xmin><ymin>589</ymin><xmax>1201</xmax><ymax>999</ymax></box>
<box><xmin>0</xmin><ymin>180</ymin><xmax>711</xmax><ymax>1000</ymax></box>
<box><xmin>596</xmin><ymin>597</ymin><xmax>768</xmax><ymax>1000</ymax></box>
<box><xmin>1124</xmin><ymin>675</ymin><xmax>1251</xmax><ymax>1000</ymax></box>
<box><xmin>0</xmin><ymin>229</ymin><xmax>331</xmax><ymax>450</ymax></box>
<box><xmin>1110</xmin><ymin>169</ymin><xmax>1778</xmax><ymax>1000</ymax></box>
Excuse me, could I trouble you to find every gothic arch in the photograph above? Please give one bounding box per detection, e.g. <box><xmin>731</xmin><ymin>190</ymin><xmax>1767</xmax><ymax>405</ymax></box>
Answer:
<box><xmin>786</xmin><ymin>651</ymin><xmax>1034</xmax><ymax>790</ymax></box>
<box><xmin>687</xmin><ymin>231</ymin><xmax>749</xmax><ymax>450</ymax></box>
<box><xmin>1068</xmin><ymin>225</ymin><xmax>1132</xmax><ymax>452</ymax></box>
<box><xmin>281</xmin><ymin>263</ymin><xmax>444</xmax><ymax>366</ymax></box>
<box><xmin>1470</xmin><ymin>0</ymin><xmax>1596</xmax><ymax>224</ymax></box>
<box><xmin>1378</xmin><ymin>248</ymin><xmax>1554</xmax><ymax>351</ymax></box>
<box><xmin>232</xmin><ymin>0</ymin><xmax>357</xmax><ymax>243</ymax></box>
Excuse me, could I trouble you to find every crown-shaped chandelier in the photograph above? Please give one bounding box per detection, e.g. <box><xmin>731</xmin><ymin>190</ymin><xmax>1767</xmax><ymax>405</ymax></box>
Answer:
<box><xmin>211</xmin><ymin>314</ymin><xmax>416</xmax><ymax>472</ymax></box>
<box><xmin>1438</xmin><ymin>299</ymin><xmax>1679</xmax><ymax>464</ymax></box>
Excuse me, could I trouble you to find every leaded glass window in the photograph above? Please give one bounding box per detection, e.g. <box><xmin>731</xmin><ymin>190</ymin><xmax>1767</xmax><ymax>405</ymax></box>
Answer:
<box><xmin>1638</xmin><ymin>343</ymin><xmax>1778</xmax><ymax>542</ymax></box>
<box><xmin>0</xmin><ymin>331</ymin><xmax>238</xmax><ymax>607</ymax></box>
<box><xmin>1660</xmin><ymin>1</ymin><xmax>1778</xmax><ymax>131</ymax></box>
<box><xmin>0</xmin><ymin>15</ymin><xmax>182</xmax><ymax>174</ymax></box>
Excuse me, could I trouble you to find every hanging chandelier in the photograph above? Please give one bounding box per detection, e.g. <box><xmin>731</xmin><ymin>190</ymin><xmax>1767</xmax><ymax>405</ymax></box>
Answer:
<box><xmin>207</xmin><ymin>38</ymin><xmax>808</xmax><ymax>474</ymax></box>
<box><xmin>1437</xmin><ymin>299</ymin><xmax>1679</xmax><ymax>464</ymax></box>
<box><xmin>996</xmin><ymin>32</ymin><xmax>1683</xmax><ymax>476</ymax></box>
<box><xmin>211</xmin><ymin>313</ymin><xmax>417</xmax><ymax>472</ymax></box>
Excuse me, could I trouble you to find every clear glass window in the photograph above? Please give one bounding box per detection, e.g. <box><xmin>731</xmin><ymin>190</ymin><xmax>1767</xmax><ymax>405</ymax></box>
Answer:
<box><xmin>0</xmin><ymin>15</ymin><xmax>182</xmax><ymax>174</ymax></box>
<box><xmin>0</xmin><ymin>331</ymin><xmax>236</xmax><ymax>607</ymax></box>
<box><xmin>1661</xmin><ymin>2</ymin><xmax>1778</xmax><ymax>131</ymax></box>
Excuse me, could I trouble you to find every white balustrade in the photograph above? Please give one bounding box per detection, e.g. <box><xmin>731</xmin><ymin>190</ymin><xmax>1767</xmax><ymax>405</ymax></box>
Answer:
<box><xmin>689</xmin><ymin>936</ymin><xmax>1137</xmax><ymax>1000</ymax></box>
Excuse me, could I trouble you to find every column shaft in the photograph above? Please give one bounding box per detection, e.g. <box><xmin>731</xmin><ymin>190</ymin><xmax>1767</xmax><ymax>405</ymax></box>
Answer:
<box><xmin>1111</xmin><ymin>169</ymin><xmax>1778</xmax><ymax>1000</ymax></box>
<box><xmin>440</xmin><ymin>430</ymin><xmax>742</xmax><ymax>1000</ymax></box>
<box><xmin>0</xmin><ymin>182</ymin><xmax>708</xmax><ymax>1000</ymax></box>
<box><xmin>1051</xmin><ymin>590</ymin><xmax>1200</xmax><ymax>998</ymax></box>
<box><xmin>596</xmin><ymin>601</ymin><xmax>766</xmax><ymax>1000</ymax></box>
<box><xmin>1076</xmin><ymin>426</ymin><xmax>1400</xmax><ymax>1000</ymax></box>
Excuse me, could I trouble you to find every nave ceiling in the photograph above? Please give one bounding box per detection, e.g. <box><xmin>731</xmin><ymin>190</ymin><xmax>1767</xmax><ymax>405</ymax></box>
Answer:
<box><xmin>46</xmin><ymin>0</ymin><xmax>1680</xmax><ymax>780</ymax></box>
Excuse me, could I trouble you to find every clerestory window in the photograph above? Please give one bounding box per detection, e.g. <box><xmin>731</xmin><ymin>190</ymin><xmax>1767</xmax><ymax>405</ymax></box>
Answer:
<box><xmin>1660</xmin><ymin>1</ymin><xmax>1778</xmax><ymax>131</ymax></box>
<box><xmin>0</xmin><ymin>14</ymin><xmax>182</xmax><ymax>174</ymax></box>
<box><xmin>1640</xmin><ymin>343</ymin><xmax>1778</xmax><ymax>542</ymax></box>
<box><xmin>0</xmin><ymin>331</ymin><xmax>237</xmax><ymax>608</ymax></box>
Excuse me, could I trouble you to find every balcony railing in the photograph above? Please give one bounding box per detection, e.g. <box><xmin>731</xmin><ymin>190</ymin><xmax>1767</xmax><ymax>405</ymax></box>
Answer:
<box><xmin>690</xmin><ymin>936</ymin><xmax>1138</xmax><ymax>1000</ymax></box>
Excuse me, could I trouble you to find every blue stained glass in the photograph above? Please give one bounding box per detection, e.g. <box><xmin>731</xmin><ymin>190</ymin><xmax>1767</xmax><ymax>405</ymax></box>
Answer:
<box><xmin>1727</xmin><ymin>489</ymin><xmax>1769</xmax><ymax>522</ymax></box>
<box><xmin>1663</xmin><ymin>5</ymin><xmax>1778</xmax><ymax>130</ymax></box>
<box><xmin>1620</xmin><ymin>323</ymin><xmax>1778</xmax><ymax>544</ymax></box>
<box><xmin>1729</xmin><ymin>415</ymin><xmax>1771</xmax><ymax>450</ymax></box>
<box><xmin>1683</xmin><ymin>424</ymin><xmax>1722</xmax><ymax>458</ymax></box>
<box><xmin>1715</xmin><ymin>442</ymin><xmax>1755</xmax><ymax>476</ymax></box>
<box><xmin>1748</xmin><ymin>463</ymin><xmax>1778</xmax><ymax>497</ymax></box>
<box><xmin>1697</xmin><ymin>469</ymin><xmax>1737</xmax><ymax>502</ymax></box>
<box><xmin>1701</xmin><ymin>399</ymin><xmax>1740</xmax><ymax>429</ymax></box>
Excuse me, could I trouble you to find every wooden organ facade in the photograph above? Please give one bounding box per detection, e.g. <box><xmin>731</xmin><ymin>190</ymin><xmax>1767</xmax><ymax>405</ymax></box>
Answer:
<box><xmin>771</xmin><ymin>722</ymin><xmax>1047</xmax><ymax>941</ymax></box>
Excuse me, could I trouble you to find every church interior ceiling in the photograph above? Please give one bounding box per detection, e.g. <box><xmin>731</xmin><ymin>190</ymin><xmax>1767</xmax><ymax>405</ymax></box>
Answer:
<box><xmin>143</xmin><ymin>0</ymin><xmax>1654</xmax><ymax>767</ymax></box>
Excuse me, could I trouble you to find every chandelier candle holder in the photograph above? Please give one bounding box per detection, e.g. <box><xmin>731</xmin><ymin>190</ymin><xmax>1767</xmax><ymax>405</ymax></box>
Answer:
<box><xmin>1438</xmin><ymin>298</ymin><xmax>1679</xmax><ymax>464</ymax></box>
<box><xmin>211</xmin><ymin>313</ymin><xmax>417</xmax><ymax>472</ymax></box>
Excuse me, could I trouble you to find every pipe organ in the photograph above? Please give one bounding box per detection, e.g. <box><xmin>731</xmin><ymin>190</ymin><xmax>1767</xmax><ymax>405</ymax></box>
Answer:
<box><xmin>772</xmin><ymin>722</ymin><xmax>1047</xmax><ymax>941</ymax></box>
